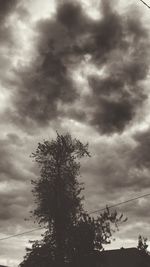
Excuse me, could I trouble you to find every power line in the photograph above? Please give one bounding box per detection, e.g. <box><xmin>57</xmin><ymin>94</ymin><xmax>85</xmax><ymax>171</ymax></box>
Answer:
<box><xmin>0</xmin><ymin>192</ymin><xmax>150</xmax><ymax>241</ymax></box>
<box><xmin>139</xmin><ymin>0</ymin><xmax>150</xmax><ymax>8</ymax></box>
<box><xmin>89</xmin><ymin>192</ymin><xmax>150</xmax><ymax>214</ymax></box>
<box><xmin>0</xmin><ymin>227</ymin><xmax>43</xmax><ymax>241</ymax></box>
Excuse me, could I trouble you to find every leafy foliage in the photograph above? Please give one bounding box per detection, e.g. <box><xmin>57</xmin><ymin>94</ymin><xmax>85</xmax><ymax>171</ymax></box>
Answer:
<box><xmin>30</xmin><ymin>133</ymin><xmax>90</xmax><ymax>266</ymax></box>
<box><xmin>137</xmin><ymin>235</ymin><xmax>149</xmax><ymax>254</ymax></box>
<box><xmin>31</xmin><ymin>133</ymin><xmax>89</xmax><ymax>225</ymax></box>
<box><xmin>20</xmin><ymin>133</ymin><xmax>126</xmax><ymax>267</ymax></box>
<box><xmin>71</xmin><ymin>208</ymin><xmax>127</xmax><ymax>258</ymax></box>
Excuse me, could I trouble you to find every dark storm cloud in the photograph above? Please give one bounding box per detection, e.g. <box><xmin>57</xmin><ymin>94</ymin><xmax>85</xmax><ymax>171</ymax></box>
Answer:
<box><xmin>12</xmin><ymin>17</ymin><xmax>80</xmax><ymax>127</ymax></box>
<box><xmin>57</xmin><ymin>1</ymin><xmax>85</xmax><ymax>33</ymax></box>
<box><xmin>86</xmin><ymin>5</ymin><xmax>149</xmax><ymax>134</ymax></box>
<box><xmin>0</xmin><ymin>0</ymin><xmax>19</xmax><ymax>46</ymax></box>
<box><xmin>131</xmin><ymin>129</ymin><xmax>150</xmax><ymax>169</ymax></box>
<box><xmin>86</xmin><ymin>93</ymin><xmax>143</xmax><ymax>135</ymax></box>
<box><xmin>5</xmin><ymin>1</ymin><xmax>96</xmax><ymax>126</ymax></box>
<box><xmin>11</xmin><ymin>1</ymin><xmax>90</xmax><ymax>128</ymax></box>
<box><xmin>11</xmin><ymin>0</ymin><xmax>149</xmax><ymax>133</ymax></box>
<box><xmin>59</xmin><ymin>0</ymin><xmax>149</xmax><ymax>134</ymax></box>
<box><xmin>0</xmin><ymin>0</ymin><xmax>18</xmax><ymax>19</ymax></box>
<box><xmin>0</xmin><ymin>0</ymin><xmax>27</xmax><ymax>88</ymax></box>
<box><xmin>13</xmin><ymin>54</ymin><xmax>78</xmax><ymax>126</ymax></box>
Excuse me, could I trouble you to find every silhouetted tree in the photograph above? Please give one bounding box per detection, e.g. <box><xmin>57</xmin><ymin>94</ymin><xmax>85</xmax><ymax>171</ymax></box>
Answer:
<box><xmin>137</xmin><ymin>235</ymin><xmax>150</xmax><ymax>267</ymax></box>
<box><xmin>20</xmin><ymin>133</ymin><xmax>126</xmax><ymax>267</ymax></box>
<box><xmin>19</xmin><ymin>239</ymin><xmax>53</xmax><ymax>267</ymax></box>
<box><xmin>30</xmin><ymin>133</ymin><xmax>89</xmax><ymax>266</ymax></box>
<box><xmin>138</xmin><ymin>235</ymin><xmax>148</xmax><ymax>253</ymax></box>
<box><xmin>70</xmin><ymin>208</ymin><xmax>127</xmax><ymax>266</ymax></box>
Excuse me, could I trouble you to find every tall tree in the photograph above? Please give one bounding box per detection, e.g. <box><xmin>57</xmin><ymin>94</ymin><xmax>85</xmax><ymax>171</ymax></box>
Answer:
<box><xmin>30</xmin><ymin>133</ymin><xmax>90</xmax><ymax>266</ymax></box>
<box><xmin>20</xmin><ymin>133</ymin><xmax>126</xmax><ymax>267</ymax></box>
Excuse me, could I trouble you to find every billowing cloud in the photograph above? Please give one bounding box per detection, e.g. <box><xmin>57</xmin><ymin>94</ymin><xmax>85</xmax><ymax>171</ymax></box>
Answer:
<box><xmin>85</xmin><ymin>3</ymin><xmax>149</xmax><ymax>134</ymax></box>
<box><xmin>0</xmin><ymin>0</ymin><xmax>18</xmax><ymax>18</ymax></box>
<box><xmin>11</xmin><ymin>2</ymin><xmax>84</xmax><ymax>127</ymax></box>
<box><xmin>0</xmin><ymin>0</ymin><xmax>29</xmax><ymax>90</ymax></box>
<box><xmin>9</xmin><ymin>0</ymin><xmax>150</xmax><ymax>135</ymax></box>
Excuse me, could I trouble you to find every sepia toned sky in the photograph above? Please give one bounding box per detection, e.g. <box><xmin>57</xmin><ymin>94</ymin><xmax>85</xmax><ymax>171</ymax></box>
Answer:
<box><xmin>1</xmin><ymin>0</ymin><xmax>150</xmax><ymax>266</ymax></box>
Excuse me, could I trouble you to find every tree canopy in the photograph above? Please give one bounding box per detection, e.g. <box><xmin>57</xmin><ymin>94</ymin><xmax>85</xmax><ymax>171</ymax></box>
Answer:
<box><xmin>20</xmin><ymin>133</ymin><xmax>126</xmax><ymax>267</ymax></box>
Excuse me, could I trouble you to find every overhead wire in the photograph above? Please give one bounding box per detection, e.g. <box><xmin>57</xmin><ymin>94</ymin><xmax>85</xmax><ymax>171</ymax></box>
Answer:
<box><xmin>0</xmin><ymin>192</ymin><xmax>150</xmax><ymax>241</ymax></box>
<box><xmin>89</xmin><ymin>192</ymin><xmax>150</xmax><ymax>214</ymax></box>
<box><xmin>0</xmin><ymin>227</ymin><xmax>43</xmax><ymax>241</ymax></box>
<box><xmin>139</xmin><ymin>0</ymin><xmax>150</xmax><ymax>8</ymax></box>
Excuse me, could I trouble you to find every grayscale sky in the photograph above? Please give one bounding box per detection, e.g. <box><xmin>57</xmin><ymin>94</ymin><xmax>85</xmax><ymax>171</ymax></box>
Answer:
<box><xmin>0</xmin><ymin>0</ymin><xmax>150</xmax><ymax>266</ymax></box>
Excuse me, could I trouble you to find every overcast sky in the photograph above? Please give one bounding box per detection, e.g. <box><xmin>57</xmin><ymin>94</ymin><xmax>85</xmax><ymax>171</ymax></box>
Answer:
<box><xmin>1</xmin><ymin>0</ymin><xmax>150</xmax><ymax>266</ymax></box>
